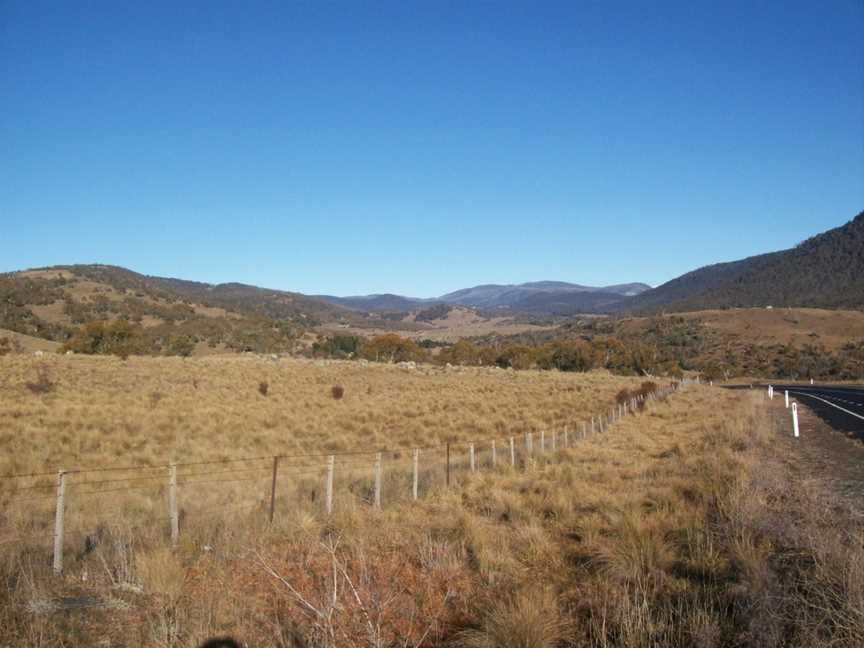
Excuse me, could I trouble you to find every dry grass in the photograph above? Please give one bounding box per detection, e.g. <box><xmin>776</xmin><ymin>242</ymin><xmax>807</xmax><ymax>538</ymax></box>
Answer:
<box><xmin>0</xmin><ymin>357</ymin><xmax>860</xmax><ymax>647</ymax></box>
<box><xmin>620</xmin><ymin>307</ymin><xmax>864</xmax><ymax>352</ymax></box>
<box><xmin>0</xmin><ymin>355</ymin><xmax>643</xmax><ymax>474</ymax></box>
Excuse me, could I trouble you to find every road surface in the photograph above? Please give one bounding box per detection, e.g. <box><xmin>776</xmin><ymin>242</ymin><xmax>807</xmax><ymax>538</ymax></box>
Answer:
<box><xmin>767</xmin><ymin>383</ymin><xmax>864</xmax><ymax>439</ymax></box>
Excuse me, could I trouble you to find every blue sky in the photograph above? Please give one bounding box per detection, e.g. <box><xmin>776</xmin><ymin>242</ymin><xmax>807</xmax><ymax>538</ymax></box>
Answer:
<box><xmin>2</xmin><ymin>1</ymin><xmax>862</xmax><ymax>297</ymax></box>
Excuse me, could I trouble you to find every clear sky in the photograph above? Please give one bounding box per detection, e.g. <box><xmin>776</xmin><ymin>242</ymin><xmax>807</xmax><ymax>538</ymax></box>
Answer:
<box><xmin>2</xmin><ymin>1</ymin><xmax>863</xmax><ymax>297</ymax></box>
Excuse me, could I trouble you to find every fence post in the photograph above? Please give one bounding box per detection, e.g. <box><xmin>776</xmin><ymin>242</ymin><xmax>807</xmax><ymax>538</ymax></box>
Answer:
<box><xmin>412</xmin><ymin>449</ymin><xmax>419</xmax><ymax>501</ymax></box>
<box><xmin>53</xmin><ymin>469</ymin><xmax>66</xmax><ymax>576</ymax></box>
<box><xmin>792</xmin><ymin>403</ymin><xmax>800</xmax><ymax>438</ymax></box>
<box><xmin>374</xmin><ymin>452</ymin><xmax>382</xmax><ymax>509</ymax></box>
<box><xmin>785</xmin><ymin>390</ymin><xmax>789</xmax><ymax>408</ymax></box>
<box><xmin>269</xmin><ymin>456</ymin><xmax>279</xmax><ymax>523</ymax></box>
<box><xmin>540</xmin><ymin>430</ymin><xmax>545</xmax><ymax>452</ymax></box>
<box><xmin>469</xmin><ymin>444</ymin><xmax>475</xmax><ymax>472</ymax></box>
<box><xmin>509</xmin><ymin>437</ymin><xmax>515</xmax><ymax>467</ymax></box>
<box><xmin>326</xmin><ymin>455</ymin><xmax>335</xmax><ymax>515</ymax></box>
<box><xmin>563</xmin><ymin>425</ymin><xmax>569</xmax><ymax>447</ymax></box>
<box><xmin>446</xmin><ymin>443</ymin><xmax>451</xmax><ymax>487</ymax></box>
<box><xmin>527</xmin><ymin>432</ymin><xmax>534</xmax><ymax>455</ymax></box>
<box><xmin>552</xmin><ymin>429</ymin><xmax>557</xmax><ymax>451</ymax></box>
<box><xmin>491</xmin><ymin>440</ymin><xmax>497</xmax><ymax>468</ymax></box>
<box><xmin>168</xmin><ymin>463</ymin><xmax>179</xmax><ymax>548</ymax></box>
<box><xmin>590</xmin><ymin>417</ymin><xmax>595</xmax><ymax>435</ymax></box>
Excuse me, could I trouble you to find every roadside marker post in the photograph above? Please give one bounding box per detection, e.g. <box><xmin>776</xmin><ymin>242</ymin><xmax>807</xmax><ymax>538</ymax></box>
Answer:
<box><xmin>785</xmin><ymin>390</ymin><xmax>789</xmax><ymax>409</ymax></box>
<box><xmin>792</xmin><ymin>402</ymin><xmax>800</xmax><ymax>438</ymax></box>
<box><xmin>768</xmin><ymin>385</ymin><xmax>773</xmax><ymax>399</ymax></box>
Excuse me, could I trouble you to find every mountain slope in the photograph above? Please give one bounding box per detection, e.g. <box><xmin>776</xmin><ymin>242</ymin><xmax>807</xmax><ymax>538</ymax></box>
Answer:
<box><xmin>620</xmin><ymin>211</ymin><xmax>864</xmax><ymax>312</ymax></box>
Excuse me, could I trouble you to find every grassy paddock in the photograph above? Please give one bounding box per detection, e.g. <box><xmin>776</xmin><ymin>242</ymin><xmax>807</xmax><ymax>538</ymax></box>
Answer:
<box><xmin>0</xmin><ymin>358</ymin><xmax>861</xmax><ymax>647</ymax></box>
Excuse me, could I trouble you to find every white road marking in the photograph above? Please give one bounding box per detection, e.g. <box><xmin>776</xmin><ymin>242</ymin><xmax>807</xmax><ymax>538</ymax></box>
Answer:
<box><xmin>790</xmin><ymin>391</ymin><xmax>864</xmax><ymax>422</ymax></box>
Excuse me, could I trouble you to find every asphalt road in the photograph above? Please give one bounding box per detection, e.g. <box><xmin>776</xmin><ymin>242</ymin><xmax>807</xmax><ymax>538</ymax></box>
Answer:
<box><xmin>766</xmin><ymin>384</ymin><xmax>864</xmax><ymax>439</ymax></box>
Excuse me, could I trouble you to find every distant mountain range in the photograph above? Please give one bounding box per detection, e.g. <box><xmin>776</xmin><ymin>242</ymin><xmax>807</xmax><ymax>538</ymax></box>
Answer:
<box><xmin>320</xmin><ymin>210</ymin><xmax>864</xmax><ymax>315</ymax></box>
<box><xmin>317</xmin><ymin>281</ymin><xmax>652</xmax><ymax>315</ymax></box>
<box><xmin>3</xmin><ymin>211</ymin><xmax>862</xmax><ymax>343</ymax></box>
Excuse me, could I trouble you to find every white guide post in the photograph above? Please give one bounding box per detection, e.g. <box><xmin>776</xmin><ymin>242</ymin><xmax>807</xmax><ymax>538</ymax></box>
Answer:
<box><xmin>768</xmin><ymin>385</ymin><xmax>773</xmax><ymax>399</ymax></box>
<box><xmin>785</xmin><ymin>390</ymin><xmax>789</xmax><ymax>409</ymax></box>
<box><xmin>509</xmin><ymin>437</ymin><xmax>515</xmax><ymax>467</ymax></box>
<box><xmin>469</xmin><ymin>443</ymin><xmax>475</xmax><ymax>472</ymax></box>
<box><xmin>792</xmin><ymin>403</ymin><xmax>800</xmax><ymax>438</ymax></box>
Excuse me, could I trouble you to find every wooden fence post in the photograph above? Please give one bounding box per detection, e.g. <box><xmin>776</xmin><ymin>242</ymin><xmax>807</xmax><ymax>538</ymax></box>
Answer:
<box><xmin>509</xmin><ymin>437</ymin><xmax>515</xmax><ymax>467</ymax></box>
<box><xmin>168</xmin><ymin>463</ymin><xmax>179</xmax><ymax>548</ymax></box>
<box><xmin>527</xmin><ymin>432</ymin><xmax>534</xmax><ymax>455</ymax></box>
<box><xmin>53</xmin><ymin>469</ymin><xmax>66</xmax><ymax>576</ymax></box>
<box><xmin>563</xmin><ymin>425</ymin><xmax>569</xmax><ymax>447</ymax></box>
<box><xmin>552</xmin><ymin>429</ymin><xmax>557</xmax><ymax>451</ymax></box>
<box><xmin>374</xmin><ymin>452</ymin><xmax>382</xmax><ymax>509</ymax></box>
<box><xmin>582</xmin><ymin>421</ymin><xmax>587</xmax><ymax>438</ymax></box>
<box><xmin>326</xmin><ymin>455</ymin><xmax>335</xmax><ymax>515</ymax></box>
<box><xmin>412</xmin><ymin>449</ymin><xmax>419</xmax><ymax>501</ymax></box>
<box><xmin>469</xmin><ymin>443</ymin><xmax>475</xmax><ymax>472</ymax></box>
<box><xmin>540</xmin><ymin>429</ymin><xmax>545</xmax><ymax>452</ymax></box>
<box><xmin>491</xmin><ymin>440</ymin><xmax>497</xmax><ymax>468</ymax></box>
<box><xmin>446</xmin><ymin>443</ymin><xmax>451</xmax><ymax>487</ymax></box>
<box><xmin>590</xmin><ymin>416</ymin><xmax>595</xmax><ymax>435</ymax></box>
<box><xmin>269</xmin><ymin>456</ymin><xmax>279</xmax><ymax>523</ymax></box>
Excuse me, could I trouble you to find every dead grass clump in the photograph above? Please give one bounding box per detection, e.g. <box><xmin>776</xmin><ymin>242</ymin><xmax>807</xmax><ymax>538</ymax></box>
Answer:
<box><xmin>331</xmin><ymin>385</ymin><xmax>344</xmax><ymax>399</ymax></box>
<box><xmin>24</xmin><ymin>363</ymin><xmax>55</xmax><ymax>395</ymax></box>
<box><xmin>258</xmin><ymin>381</ymin><xmax>269</xmax><ymax>396</ymax></box>
<box><xmin>456</xmin><ymin>587</ymin><xmax>568</xmax><ymax>648</ymax></box>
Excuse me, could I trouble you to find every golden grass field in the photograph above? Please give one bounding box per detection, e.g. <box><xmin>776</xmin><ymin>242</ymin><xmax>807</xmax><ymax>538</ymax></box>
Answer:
<box><xmin>1</xmin><ymin>356</ymin><xmax>861</xmax><ymax>647</ymax></box>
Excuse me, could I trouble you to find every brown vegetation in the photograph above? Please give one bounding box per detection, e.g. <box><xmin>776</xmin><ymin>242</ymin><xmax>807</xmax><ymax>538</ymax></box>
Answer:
<box><xmin>0</xmin><ymin>356</ymin><xmax>860</xmax><ymax>646</ymax></box>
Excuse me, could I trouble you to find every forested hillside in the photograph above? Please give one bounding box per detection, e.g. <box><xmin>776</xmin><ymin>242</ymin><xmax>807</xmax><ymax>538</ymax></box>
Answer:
<box><xmin>622</xmin><ymin>211</ymin><xmax>864</xmax><ymax>312</ymax></box>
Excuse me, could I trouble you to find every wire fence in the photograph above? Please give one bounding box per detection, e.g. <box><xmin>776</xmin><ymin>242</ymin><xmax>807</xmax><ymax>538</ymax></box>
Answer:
<box><xmin>0</xmin><ymin>380</ymin><xmax>693</xmax><ymax>574</ymax></box>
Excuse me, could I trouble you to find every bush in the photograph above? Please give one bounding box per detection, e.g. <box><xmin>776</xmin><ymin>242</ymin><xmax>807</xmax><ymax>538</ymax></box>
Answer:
<box><xmin>359</xmin><ymin>334</ymin><xmax>429</xmax><ymax>364</ymax></box>
<box><xmin>60</xmin><ymin>319</ymin><xmax>146</xmax><ymax>358</ymax></box>
<box><xmin>258</xmin><ymin>381</ymin><xmax>269</xmax><ymax>396</ymax></box>
<box><xmin>331</xmin><ymin>385</ymin><xmax>344</xmax><ymax>399</ymax></box>
<box><xmin>166</xmin><ymin>335</ymin><xmax>196</xmax><ymax>357</ymax></box>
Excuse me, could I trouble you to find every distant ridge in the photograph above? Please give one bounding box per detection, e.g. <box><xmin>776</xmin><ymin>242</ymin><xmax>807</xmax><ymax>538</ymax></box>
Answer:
<box><xmin>318</xmin><ymin>281</ymin><xmax>652</xmax><ymax>314</ymax></box>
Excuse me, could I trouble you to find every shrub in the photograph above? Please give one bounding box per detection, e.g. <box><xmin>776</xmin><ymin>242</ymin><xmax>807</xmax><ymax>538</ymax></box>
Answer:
<box><xmin>60</xmin><ymin>319</ymin><xmax>146</xmax><ymax>358</ymax></box>
<box><xmin>359</xmin><ymin>334</ymin><xmax>429</xmax><ymax>364</ymax></box>
<box><xmin>258</xmin><ymin>381</ymin><xmax>269</xmax><ymax>396</ymax></box>
<box><xmin>331</xmin><ymin>385</ymin><xmax>344</xmax><ymax>399</ymax></box>
<box><xmin>166</xmin><ymin>335</ymin><xmax>195</xmax><ymax>357</ymax></box>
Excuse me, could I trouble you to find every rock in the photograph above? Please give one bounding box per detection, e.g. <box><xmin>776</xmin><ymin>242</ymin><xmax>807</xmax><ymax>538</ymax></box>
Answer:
<box><xmin>33</xmin><ymin>350</ymin><xmax>44</xmax><ymax>357</ymax></box>
<box><xmin>397</xmin><ymin>361</ymin><xmax>416</xmax><ymax>370</ymax></box>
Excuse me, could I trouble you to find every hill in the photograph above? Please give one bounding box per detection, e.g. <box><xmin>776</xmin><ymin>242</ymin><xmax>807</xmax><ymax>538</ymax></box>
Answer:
<box><xmin>0</xmin><ymin>264</ymin><xmax>391</xmax><ymax>355</ymax></box>
<box><xmin>621</xmin><ymin>210</ymin><xmax>864</xmax><ymax>312</ymax></box>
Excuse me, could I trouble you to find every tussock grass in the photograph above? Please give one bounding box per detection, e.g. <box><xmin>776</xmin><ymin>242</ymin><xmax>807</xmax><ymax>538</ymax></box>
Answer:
<box><xmin>0</xmin><ymin>356</ymin><xmax>860</xmax><ymax>646</ymax></box>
